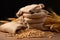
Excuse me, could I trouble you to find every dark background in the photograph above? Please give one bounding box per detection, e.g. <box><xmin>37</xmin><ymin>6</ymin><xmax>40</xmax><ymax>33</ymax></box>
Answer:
<box><xmin>0</xmin><ymin>0</ymin><xmax>60</xmax><ymax>20</ymax></box>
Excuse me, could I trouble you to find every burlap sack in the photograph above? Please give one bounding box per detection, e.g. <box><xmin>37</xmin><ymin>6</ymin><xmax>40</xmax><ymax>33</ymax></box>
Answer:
<box><xmin>0</xmin><ymin>22</ymin><xmax>24</xmax><ymax>33</ymax></box>
<box><xmin>27</xmin><ymin>23</ymin><xmax>48</xmax><ymax>30</ymax></box>
<box><xmin>23</xmin><ymin>12</ymin><xmax>47</xmax><ymax>19</ymax></box>
<box><xmin>24</xmin><ymin>17</ymin><xmax>47</xmax><ymax>23</ymax></box>
<box><xmin>16</xmin><ymin>4</ymin><xmax>44</xmax><ymax>17</ymax></box>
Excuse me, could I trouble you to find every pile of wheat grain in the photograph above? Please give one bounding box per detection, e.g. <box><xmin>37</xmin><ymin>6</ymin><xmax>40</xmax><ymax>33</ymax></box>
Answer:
<box><xmin>15</xmin><ymin>29</ymin><xmax>54</xmax><ymax>39</ymax></box>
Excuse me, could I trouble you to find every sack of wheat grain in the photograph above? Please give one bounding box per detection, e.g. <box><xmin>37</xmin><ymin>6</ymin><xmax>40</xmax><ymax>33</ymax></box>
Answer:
<box><xmin>16</xmin><ymin>4</ymin><xmax>45</xmax><ymax>17</ymax></box>
<box><xmin>0</xmin><ymin>22</ymin><xmax>25</xmax><ymax>33</ymax></box>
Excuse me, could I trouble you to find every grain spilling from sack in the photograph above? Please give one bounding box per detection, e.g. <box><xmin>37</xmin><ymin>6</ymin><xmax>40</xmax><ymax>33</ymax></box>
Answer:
<box><xmin>16</xmin><ymin>29</ymin><xmax>54</xmax><ymax>39</ymax></box>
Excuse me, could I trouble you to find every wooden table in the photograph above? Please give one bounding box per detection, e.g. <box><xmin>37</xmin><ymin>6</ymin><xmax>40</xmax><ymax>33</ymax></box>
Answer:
<box><xmin>0</xmin><ymin>32</ymin><xmax>60</xmax><ymax>40</ymax></box>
